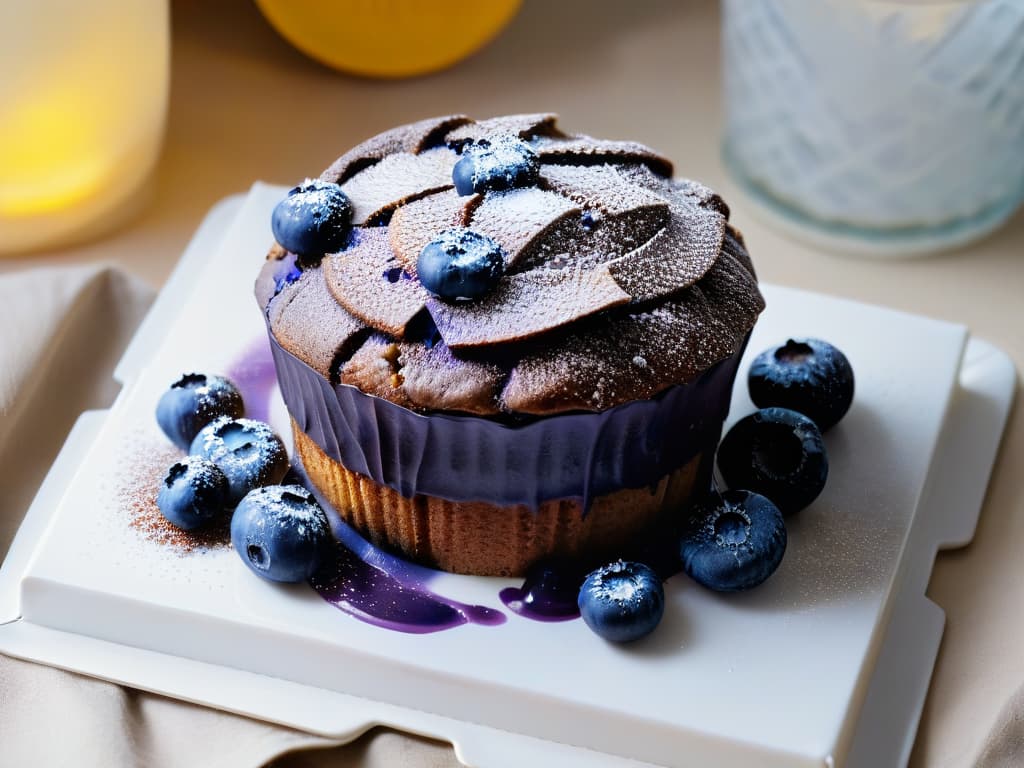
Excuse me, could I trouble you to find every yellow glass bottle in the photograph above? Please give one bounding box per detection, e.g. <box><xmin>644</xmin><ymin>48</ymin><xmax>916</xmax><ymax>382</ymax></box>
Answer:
<box><xmin>0</xmin><ymin>0</ymin><xmax>169</xmax><ymax>254</ymax></box>
<box><xmin>255</xmin><ymin>0</ymin><xmax>522</xmax><ymax>78</ymax></box>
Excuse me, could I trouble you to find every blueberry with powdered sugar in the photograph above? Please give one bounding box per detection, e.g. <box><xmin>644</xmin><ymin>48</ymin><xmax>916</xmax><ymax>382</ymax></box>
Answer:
<box><xmin>190</xmin><ymin>417</ymin><xmax>288</xmax><ymax>505</ymax></box>
<box><xmin>452</xmin><ymin>135</ymin><xmax>539</xmax><ymax>196</ymax></box>
<box><xmin>577</xmin><ymin>560</ymin><xmax>665</xmax><ymax>643</ymax></box>
<box><xmin>679</xmin><ymin>491</ymin><xmax>787</xmax><ymax>592</ymax></box>
<box><xmin>156</xmin><ymin>373</ymin><xmax>244</xmax><ymax>451</ymax></box>
<box><xmin>231</xmin><ymin>484</ymin><xmax>332</xmax><ymax>582</ymax></box>
<box><xmin>271</xmin><ymin>179</ymin><xmax>353</xmax><ymax>257</ymax></box>
<box><xmin>418</xmin><ymin>227</ymin><xmax>505</xmax><ymax>302</ymax></box>
<box><xmin>156</xmin><ymin>456</ymin><xmax>230</xmax><ymax>530</ymax></box>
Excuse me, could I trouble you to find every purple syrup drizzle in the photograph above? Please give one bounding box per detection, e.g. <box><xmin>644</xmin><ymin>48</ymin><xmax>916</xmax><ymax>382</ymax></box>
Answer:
<box><xmin>272</xmin><ymin>253</ymin><xmax>302</xmax><ymax>293</ymax></box>
<box><xmin>227</xmin><ymin>336</ymin><xmax>278</xmax><ymax>423</ymax></box>
<box><xmin>229</xmin><ymin>336</ymin><xmax>509</xmax><ymax>634</ymax></box>
<box><xmin>297</xmin><ymin>458</ymin><xmax>507</xmax><ymax>634</ymax></box>
<box><xmin>499</xmin><ymin>560</ymin><xmax>583</xmax><ymax>622</ymax></box>
<box><xmin>312</xmin><ymin>544</ymin><xmax>504</xmax><ymax>634</ymax></box>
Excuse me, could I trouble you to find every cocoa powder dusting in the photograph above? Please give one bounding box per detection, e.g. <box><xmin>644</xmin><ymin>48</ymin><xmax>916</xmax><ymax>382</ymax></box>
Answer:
<box><xmin>284</xmin><ymin>114</ymin><xmax>764</xmax><ymax>416</ymax></box>
<box><xmin>118</xmin><ymin>435</ymin><xmax>231</xmax><ymax>554</ymax></box>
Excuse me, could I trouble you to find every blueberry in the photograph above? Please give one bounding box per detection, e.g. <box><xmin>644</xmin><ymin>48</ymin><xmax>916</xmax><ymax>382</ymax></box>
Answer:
<box><xmin>190</xmin><ymin>417</ymin><xmax>288</xmax><ymax>505</ymax></box>
<box><xmin>451</xmin><ymin>135</ymin><xmax>539</xmax><ymax>196</ymax></box>
<box><xmin>156</xmin><ymin>456</ymin><xmax>230</xmax><ymax>531</ymax></box>
<box><xmin>577</xmin><ymin>561</ymin><xmax>665</xmax><ymax>643</ymax></box>
<box><xmin>156</xmin><ymin>373</ymin><xmax>244</xmax><ymax>451</ymax></box>
<box><xmin>417</xmin><ymin>228</ymin><xmax>505</xmax><ymax>301</ymax></box>
<box><xmin>717</xmin><ymin>407</ymin><xmax>828</xmax><ymax>515</ymax></box>
<box><xmin>451</xmin><ymin>155</ymin><xmax>476</xmax><ymax>196</ymax></box>
<box><xmin>271</xmin><ymin>180</ymin><xmax>353</xmax><ymax>257</ymax></box>
<box><xmin>748</xmin><ymin>338</ymin><xmax>854</xmax><ymax>431</ymax></box>
<box><xmin>231</xmin><ymin>484</ymin><xmax>332</xmax><ymax>583</ymax></box>
<box><xmin>680</xmin><ymin>490</ymin><xmax>787</xmax><ymax>592</ymax></box>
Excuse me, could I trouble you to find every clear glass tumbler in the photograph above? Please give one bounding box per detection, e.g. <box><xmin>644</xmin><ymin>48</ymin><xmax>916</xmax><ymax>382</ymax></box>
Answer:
<box><xmin>0</xmin><ymin>0</ymin><xmax>169</xmax><ymax>254</ymax></box>
<box><xmin>722</xmin><ymin>0</ymin><xmax>1024</xmax><ymax>256</ymax></box>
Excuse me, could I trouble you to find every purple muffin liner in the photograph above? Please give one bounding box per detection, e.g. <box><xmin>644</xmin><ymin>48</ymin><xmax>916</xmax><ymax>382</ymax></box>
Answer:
<box><xmin>270</xmin><ymin>335</ymin><xmax>743</xmax><ymax>510</ymax></box>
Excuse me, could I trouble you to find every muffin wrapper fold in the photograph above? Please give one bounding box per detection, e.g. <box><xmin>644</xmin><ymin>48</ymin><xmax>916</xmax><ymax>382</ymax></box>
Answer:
<box><xmin>270</xmin><ymin>334</ymin><xmax>742</xmax><ymax>510</ymax></box>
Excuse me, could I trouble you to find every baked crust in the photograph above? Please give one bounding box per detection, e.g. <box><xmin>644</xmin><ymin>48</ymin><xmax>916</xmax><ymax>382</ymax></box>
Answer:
<box><xmin>293</xmin><ymin>419</ymin><xmax>706</xmax><ymax>577</ymax></box>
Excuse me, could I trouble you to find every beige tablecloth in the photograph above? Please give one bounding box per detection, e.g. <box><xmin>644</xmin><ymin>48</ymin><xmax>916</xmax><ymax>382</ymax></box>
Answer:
<box><xmin>0</xmin><ymin>265</ymin><xmax>462</xmax><ymax>768</ymax></box>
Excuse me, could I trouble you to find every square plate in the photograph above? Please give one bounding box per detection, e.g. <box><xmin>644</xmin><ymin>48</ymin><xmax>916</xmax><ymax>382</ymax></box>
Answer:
<box><xmin>0</xmin><ymin>186</ymin><xmax>1015</xmax><ymax>768</ymax></box>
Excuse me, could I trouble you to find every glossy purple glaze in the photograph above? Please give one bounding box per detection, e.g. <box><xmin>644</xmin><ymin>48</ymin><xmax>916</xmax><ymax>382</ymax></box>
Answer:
<box><xmin>295</xmin><ymin>449</ymin><xmax>506</xmax><ymax>633</ymax></box>
<box><xmin>312</xmin><ymin>544</ymin><xmax>505</xmax><ymax>634</ymax></box>
<box><xmin>499</xmin><ymin>560</ymin><xmax>584</xmax><ymax>622</ymax></box>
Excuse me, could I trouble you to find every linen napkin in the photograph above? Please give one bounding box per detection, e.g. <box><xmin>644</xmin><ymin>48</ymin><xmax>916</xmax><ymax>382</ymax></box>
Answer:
<box><xmin>0</xmin><ymin>264</ymin><xmax>458</xmax><ymax>768</ymax></box>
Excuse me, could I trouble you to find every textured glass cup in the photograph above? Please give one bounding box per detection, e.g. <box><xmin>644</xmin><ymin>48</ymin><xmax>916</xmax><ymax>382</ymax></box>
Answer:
<box><xmin>0</xmin><ymin>0</ymin><xmax>169</xmax><ymax>254</ymax></box>
<box><xmin>723</xmin><ymin>0</ymin><xmax>1024</xmax><ymax>256</ymax></box>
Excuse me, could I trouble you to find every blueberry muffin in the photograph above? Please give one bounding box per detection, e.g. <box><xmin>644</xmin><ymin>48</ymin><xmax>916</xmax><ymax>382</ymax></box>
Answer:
<box><xmin>256</xmin><ymin>113</ymin><xmax>764</xmax><ymax>576</ymax></box>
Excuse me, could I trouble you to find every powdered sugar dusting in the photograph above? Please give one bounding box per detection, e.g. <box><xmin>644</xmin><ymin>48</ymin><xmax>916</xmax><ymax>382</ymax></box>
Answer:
<box><xmin>192</xmin><ymin>417</ymin><xmax>285</xmax><ymax>482</ymax></box>
<box><xmin>164</xmin><ymin>455</ymin><xmax>224</xmax><ymax>493</ymax></box>
<box><xmin>323</xmin><ymin>228</ymin><xmax>430</xmax><ymax>338</ymax></box>
<box><xmin>117</xmin><ymin>435</ymin><xmax>231</xmax><ymax>554</ymax></box>
<box><xmin>673</xmin><ymin>177</ymin><xmax>731</xmax><ymax>217</ymax></box>
<box><xmin>388</xmin><ymin>189</ymin><xmax>479</xmax><ymax>276</ymax></box>
<box><xmin>540</xmin><ymin>163</ymin><xmax>667</xmax><ymax>217</ymax></box>
<box><xmin>502</xmin><ymin>243</ymin><xmax>764</xmax><ymax>414</ymax></box>
<box><xmin>321</xmin><ymin>114</ymin><xmax>470</xmax><ymax>184</ymax></box>
<box><xmin>445</xmin><ymin>113</ymin><xmax>561</xmax><ymax>144</ymax></box>
<box><xmin>533</xmin><ymin>135</ymin><xmax>674</xmax><ymax>177</ymax></box>
<box><xmin>341</xmin><ymin>149</ymin><xmax>457</xmax><ymax>224</ymax></box>
<box><xmin>468</xmin><ymin>186</ymin><xmax>580</xmax><ymax>268</ymax></box>
<box><xmin>300</xmin><ymin>114</ymin><xmax>763</xmax><ymax>415</ymax></box>
<box><xmin>268</xmin><ymin>266</ymin><xmax>367</xmax><ymax>379</ymax></box>
<box><xmin>427</xmin><ymin>264</ymin><xmax>631</xmax><ymax>349</ymax></box>
<box><xmin>605</xmin><ymin>199</ymin><xmax>725</xmax><ymax>302</ymax></box>
<box><xmin>464</xmin><ymin>133</ymin><xmax>540</xmax><ymax>188</ymax></box>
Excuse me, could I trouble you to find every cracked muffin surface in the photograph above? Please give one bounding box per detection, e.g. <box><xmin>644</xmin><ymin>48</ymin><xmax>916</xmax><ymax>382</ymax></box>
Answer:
<box><xmin>257</xmin><ymin>113</ymin><xmax>763</xmax><ymax>417</ymax></box>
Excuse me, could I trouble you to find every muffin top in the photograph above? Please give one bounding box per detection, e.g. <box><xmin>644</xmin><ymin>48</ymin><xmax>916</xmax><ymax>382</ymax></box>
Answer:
<box><xmin>257</xmin><ymin>113</ymin><xmax>764</xmax><ymax>417</ymax></box>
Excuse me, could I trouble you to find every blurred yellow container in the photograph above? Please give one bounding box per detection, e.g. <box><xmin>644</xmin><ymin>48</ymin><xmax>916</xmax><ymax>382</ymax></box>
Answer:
<box><xmin>255</xmin><ymin>0</ymin><xmax>522</xmax><ymax>78</ymax></box>
<box><xmin>0</xmin><ymin>0</ymin><xmax>169</xmax><ymax>254</ymax></box>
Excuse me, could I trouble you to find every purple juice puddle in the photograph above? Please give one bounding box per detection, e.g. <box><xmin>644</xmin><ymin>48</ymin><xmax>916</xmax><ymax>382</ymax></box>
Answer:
<box><xmin>500</xmin><ymin>559</ymin><xmax>584</xmax><ymax>622</ymax></box>
<box><xmin>227</xmin><ymin>336</ymin><xmax>278</xmax><ymax>423</ymax></box>
<box><xmin>311</xmin><ymin>543</ymin><xmax>504</xmax><ymax>634</ymax></box>
<box><xmin>500</xmin><ymin>529</ymin><xmax>688</xmax><ymax>623</ymax></box>
<box><xmin>293</xmin><ymin>457</ymin><xmax>506</xmax><ymax>633</ymax></box>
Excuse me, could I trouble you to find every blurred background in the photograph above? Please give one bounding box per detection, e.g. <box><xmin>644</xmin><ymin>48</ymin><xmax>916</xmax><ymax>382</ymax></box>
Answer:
<box><xmin>2</xmin><ymin>0</ymin><xmax>1020</xmax><ymax>317</ymax></box>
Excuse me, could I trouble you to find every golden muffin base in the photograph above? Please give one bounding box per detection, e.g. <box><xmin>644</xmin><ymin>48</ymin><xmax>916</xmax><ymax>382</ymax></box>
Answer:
<box><xmin>293</xmin><ymin>419</ymin><xmax>705</xmax><ymax>577</ymax></box>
